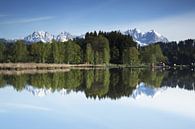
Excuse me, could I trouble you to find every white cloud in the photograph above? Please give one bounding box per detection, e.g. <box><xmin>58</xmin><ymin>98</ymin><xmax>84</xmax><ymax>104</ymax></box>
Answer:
<box><xmin>0</xmin><ymin>16</ymin><xmax>54</xmax><ymax>25</ymax></box>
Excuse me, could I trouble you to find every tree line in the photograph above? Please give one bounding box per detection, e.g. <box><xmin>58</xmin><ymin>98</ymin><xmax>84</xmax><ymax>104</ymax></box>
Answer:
<box><xmin>0</xmin><ymin>31</ymin><xmax>194</xmax><ymax>66</ymax></box>
<box><xmin>157</xmin><ymin>39</ymin><xmax>195</xmax><ymax>66</ymax></box>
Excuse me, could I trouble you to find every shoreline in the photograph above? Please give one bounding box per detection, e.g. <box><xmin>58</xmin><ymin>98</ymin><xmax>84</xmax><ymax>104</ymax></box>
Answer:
<box><xmin>0</xmin><ymin>63</ymin><xmax>193</xmax><ymax>71</ymax></box>
<box><xmin>0</xmin><ymin>63</ymin><xmax>106</xmax><ymax>70</ymax></box>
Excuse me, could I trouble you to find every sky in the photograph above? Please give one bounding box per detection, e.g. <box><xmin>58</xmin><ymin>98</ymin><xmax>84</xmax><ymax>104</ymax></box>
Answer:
<box><xmin>0</xmin><ymin>0</ymin><xmax>195</xmax><ymax>41</ymax></box>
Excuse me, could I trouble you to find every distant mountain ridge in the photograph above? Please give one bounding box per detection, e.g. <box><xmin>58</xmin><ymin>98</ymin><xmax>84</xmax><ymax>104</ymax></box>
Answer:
<box><xmin>24</xmin><ymin>31</ymin><xmax>55</xmax><ymax>43</ymax></box>
<box><xmin>5</xmin><ymin>28</ymin><xmax>168</xmax><ymax>45</ymax></box>
<box><xmin>56</xmin><ymin>32</ymin><xmax>74</xmax><ymax>42</ymax></box>
<box><xmin>124</xmin><ymin>28</ymin><xmax>168</xmax><ymax>46</ymax></box>
<box><xmin>24</xmin><ymin>31</ymin><xmax>75</xmax><ymax>43</ymax></box>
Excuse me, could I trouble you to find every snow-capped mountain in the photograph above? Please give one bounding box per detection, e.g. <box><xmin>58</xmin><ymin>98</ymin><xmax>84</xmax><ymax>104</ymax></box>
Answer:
<box><xmin>76</xmin><ymin>34</ymin><xmax>85</xmax><ymax>39</ymax></box>
<box><xmin>25</xmin><ymin>85</ymin><xmax>68</xmax><ymax>96</ymax></box>
<box><xmin>132</xmin><ymin>83</ymin><xmax>167</xmax><ymax>99</ymax></box>
<box><xmin>24</xmin><ymin>31</ymin><xmax>75</xmax><ymax>43</ymax></box>
<box><xmin>56</xmin><ymin>32</ymin><xmax>74</xmax><ymax>42</ymax></box>
<box><xmin>24</xmin><ymin>31</ymin><xmax>55</xmax><ymax>43</ymax></box>
<box><xmin>25</xmin><ymin>85</ymin><xmax>52</xmax><ymax>97</ymax></box>
<box><xmin>124</xmin><ymin>28</ymin><xmax>168</xmax><ymax>46</ymax></box>
<box><xmin>23</xmin><ymin>29</ymin><xmax>168</xmax><ymax>44</ymax></box>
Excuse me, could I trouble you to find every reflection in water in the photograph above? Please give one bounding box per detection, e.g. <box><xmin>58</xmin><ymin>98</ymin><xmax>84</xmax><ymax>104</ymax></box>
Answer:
<box><xmin>132</xmin><ymin>83</ymin><xmax>167</xmax><ymax>99</ymax></box>
<box><xmin>0</xmin><ymin>69</ymin><xmax>194</xmax><ymax>99</ymax></box>
<box><xmin>0</xmin><ymin>69</ymin><xmax>195</xmax><ymax>129</ymax></box>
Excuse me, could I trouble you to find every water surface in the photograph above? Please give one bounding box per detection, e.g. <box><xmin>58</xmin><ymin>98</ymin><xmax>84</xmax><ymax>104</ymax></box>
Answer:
<box><xmin>0</xmin><ymin>68</ymin><xmax>195</xmax><ymax>129</ymax></box>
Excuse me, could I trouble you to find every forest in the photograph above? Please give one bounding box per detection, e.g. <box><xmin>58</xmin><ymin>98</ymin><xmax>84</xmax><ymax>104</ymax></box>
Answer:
<box><xmin>0</xmin><ymin>31</ymin><xmax>194</xmax><ymax>66</ymax></box>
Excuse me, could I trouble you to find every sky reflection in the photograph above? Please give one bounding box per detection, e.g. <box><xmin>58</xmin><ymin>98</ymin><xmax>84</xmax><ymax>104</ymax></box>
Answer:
<box><xmin>0</xmin><ymin>84</ymin><xmax>195</xmax><ymax>129</ymax></box>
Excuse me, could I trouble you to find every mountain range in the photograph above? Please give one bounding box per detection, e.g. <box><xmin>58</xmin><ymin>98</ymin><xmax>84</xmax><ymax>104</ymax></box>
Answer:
<box><xmin>24</xmin><ymin>31</ymin><xmax>75</xmax><ymax>43</ymax></box>
<box><xmin>124</xmin><ymin>28</ymin><xmax>168</xmax><ymax>46</ymax></box>
<box><xmin>5</xmin><ymin>28</ymin><xmax>168</xmax><ymax>45</ymax></box>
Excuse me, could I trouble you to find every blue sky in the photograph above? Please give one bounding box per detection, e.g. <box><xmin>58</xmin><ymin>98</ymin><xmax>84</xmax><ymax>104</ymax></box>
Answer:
<box><xmin>0</xmin><ymin>0</ymin><xmax>195</xmax><ymax>41</ymax></box>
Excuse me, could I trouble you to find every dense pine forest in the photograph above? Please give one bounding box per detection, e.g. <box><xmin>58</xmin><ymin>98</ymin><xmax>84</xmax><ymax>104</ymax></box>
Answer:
<box><xmin>0</xmin><ymin>31</ymin><xmax>194</xmax><ymax>66</ymax></box>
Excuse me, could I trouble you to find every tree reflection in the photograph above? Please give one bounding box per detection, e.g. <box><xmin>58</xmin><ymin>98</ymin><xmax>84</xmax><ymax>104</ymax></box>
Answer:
<box><xmin>0</xmin><ymin>68</ymin><xmax>194</xmax><ymax>99</ymax></box>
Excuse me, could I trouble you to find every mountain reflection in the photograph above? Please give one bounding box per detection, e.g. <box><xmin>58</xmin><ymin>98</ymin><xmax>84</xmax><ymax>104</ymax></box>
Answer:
<box><xmin>0</xmin><ymin>69</ymin><xmax>194</xmax><ymax>99</ymax></box>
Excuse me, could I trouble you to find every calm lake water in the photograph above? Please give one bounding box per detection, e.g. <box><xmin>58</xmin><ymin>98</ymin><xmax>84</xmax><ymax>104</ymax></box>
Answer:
<box><xmin>0</xmin><ymin>68</ymin><xmax>195</xmax><ymax>129</ymax></box>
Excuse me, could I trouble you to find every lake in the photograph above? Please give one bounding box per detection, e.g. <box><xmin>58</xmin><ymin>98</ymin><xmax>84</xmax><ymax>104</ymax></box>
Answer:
<box><xmin>0</xmin><ymin>68</ymin><xmax>195</xmax><ymax>129</ymax></box>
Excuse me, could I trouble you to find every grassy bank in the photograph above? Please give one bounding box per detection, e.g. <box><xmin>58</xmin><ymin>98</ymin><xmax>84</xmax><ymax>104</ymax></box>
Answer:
<box><xmin>0</xmin><ymin>69</ymin><xmax>71</xmax><ymax>75</ymax></box>
<box><xmin>0</xmin><ymin>63</ymin><xmax>108</xmax><ymax>70</ymax></box>
<box><xmin>1</xmin><ymin>63</ymin><xmax>191</xmax><ymax>71</ymax></box>
<box><xmin>0</xmin><ymin>63</ymin><xmax>150</xmax><ymax>70</ymax></box>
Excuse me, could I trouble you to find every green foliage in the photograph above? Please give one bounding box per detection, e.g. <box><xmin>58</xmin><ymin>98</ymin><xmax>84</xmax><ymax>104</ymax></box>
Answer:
<box><xmin>141</xmin><ymin>44</ymin><xmax>166</xmax><ymax>65</ymax></box>
<box><xmin>64</xmin><ymin>41</ymin><xmax>81</xmax><ymax>64</ymax></box>
<box><xmin>49</xmin><ymin>41</ymin><xmax>66</xmax><ymax>63</ymax></box>
<box><xmin>140</xmin><ymin>69</ymin><xmax>165</xmax><ymax>87</ymax></box>
<box><xmin>2</xmin><ymin>69</ymin><xmax>195</xmax><ymax>99</ymax></box>
<box><xmin>12</xmin><ymin>40</ymin><xmax>28</xmax><ymax>62</ymax></box>
<box><xmin>103</xmin><ymin>31</ymin><xmax>137</xmax><ymax>64</ymax></box>
<box><xmin>159</xmin><ymin>39</ymin><xmax>195</xmax><ymax>65</ymax></box>
<box><xmin>85</xmin><ymin>69</ymin><xmax>110</xmax><ymax>98</ymax></box>
<box><xmin>29</xmin><ymin>42</ymin><xmax>50</xmax><ymax>63</ymax></box>
<box><xmin>51</xmin><ymin>41</ymin><xmax>61</xmax><ymax>63</ymax></box>
<box><xmin>85</xmin><ymin>70</ymin><xmax>94</xmax><ymax>89</ymax></box>
<box><xmin>0</xmin><ymin>42</ymin><xmax>5</xmax><ymax>62</ymax></box>
<box><xmin>122</xmin><ymin>47</ymin><xmax>140</xmax><ymax>65</ymax></box>
<box><xmin>2</xmin><ymin>32</ymin><xmax>195</xmax><ymax>66</ymax></box>
<box><xmin>84</xmin><ymin>33</ymin><xmax>110</xmax><ymax>64</ymax></box>
<box><xmin>9</xmin><ymin>74</ymin><xmax>28</xmax><ymax>91</ymax></box>
<box><xmin>85</xmin><ymin>43</ymin><xmax>94</xmax><ymax>64</ymax></box>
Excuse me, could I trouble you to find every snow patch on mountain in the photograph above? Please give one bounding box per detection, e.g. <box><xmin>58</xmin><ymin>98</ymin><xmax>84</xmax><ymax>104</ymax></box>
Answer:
<box><xmin>24</xmin><ymin>28</ymin><xmax>168</xmax><ymax>45</ymax></box>
<box><xmin>25</xmin><ymin>85</ymin><xmax>69</xmax><ymax>96</ymax></box>
<box><xmin>24</xmin><ymin>31</ymin><xmax>54</xmax><ymax>43</ymax></box>
<box><xmin>132</xmin><ymin>83</ymin><xmax>167</xmax><ymax>99</ymax></box>
<box><xmin>124</xmin><ymin>28</ymin><xmax>168</xmax><ymax>46</ymax></box>
<box><xmin>25</xmin><ymin>85</ymin><xmax>52</xmax><ymax>97</ymax></box>
<box><xmin>24</xmin><ymin>31</ymin><xmax>76</xmax><ymax>43</ymax></box>
<box><xmin>56</xmin><ymin>32</ymin><xmax>74</xmax><ymax>42</ymax></box>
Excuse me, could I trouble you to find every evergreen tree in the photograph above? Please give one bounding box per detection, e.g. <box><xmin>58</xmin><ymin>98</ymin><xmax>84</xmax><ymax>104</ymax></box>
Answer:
<box><xmin>0</xmin><ymin>42</ymin><xmax>5</xmax><ymax>62</ymax></box>
<box><xmin>141</xmin><ymin>44</ymin><xmax>166</xmax><ymax>66</ymax></box>
<box><xmin>85</xmin><ymin>43</ymin><xmax>94</xmax><ymax>64</ymax></box>
<box><xmin>84</xmin><ymin>33</ymin><xmax>110</xmax><ymax>64</ymax></box>
<box><xmin>30</xmin><ymin>42</ymin><xmax>50</xmax><ymax>63</ymax></box>
<box><xmin>64</xmin><ymin>41</ymin><xmax>81</xmax><ymax>64</ymax></box>
<box><xmin>122</xmin><ymin>47</ymin><xmax>140</xmax><ymax>65</ymax></box>
<box><xmin>12</xmin><ymin>40</ymin><xmax>28</xmax><ymax>62</ymax></box>
<box><xmin>103</xmin><ymin>31</ymin><xmax>137</xmax><ymax>64</ymax></box>
<box><xmin>51</xmin><ymin>42</ymin><xmax>60</xmax><ymax>63</ymax></box>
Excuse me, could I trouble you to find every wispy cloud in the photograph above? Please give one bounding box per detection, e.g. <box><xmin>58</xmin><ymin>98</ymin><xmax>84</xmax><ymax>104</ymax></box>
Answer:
<box><xmin>0</xmin><ymin>16</ymin><xmax>54</xmax><ymax>25</ymax></box>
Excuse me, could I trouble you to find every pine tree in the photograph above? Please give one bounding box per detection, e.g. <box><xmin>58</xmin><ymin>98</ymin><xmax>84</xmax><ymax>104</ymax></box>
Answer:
<box><xmin>0</xmin><ymin>42</ymin><xmax>5</xmax><ymax>62</ymax></box>
<box><xmin>122</xmin><ymin>47</ymin><xmax>140</xmax><ymax>65</ymax></box>
<box><xmin>51</xmin><ymin>42</ymin><xmax>60</xmax><ymax>63</ymax></box>
<box><xmin>85</xmin><ymin>43</ymin><xmax>94</xmax><ymax>64</ymax></box>
<box><xmin>12</xmin><ymin>40</ymin><xmax>28</xmax><ymax>62</ymax></box>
